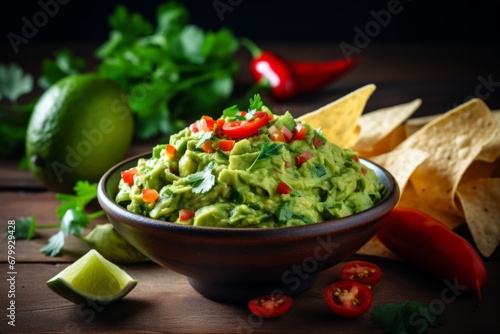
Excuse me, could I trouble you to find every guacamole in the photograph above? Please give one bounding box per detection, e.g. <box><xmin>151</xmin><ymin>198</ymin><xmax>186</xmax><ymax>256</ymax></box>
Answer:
<box><xmin>116</xmin><ymin>96</ymin><xmax>383</xmax><ymax>227</ymax></box>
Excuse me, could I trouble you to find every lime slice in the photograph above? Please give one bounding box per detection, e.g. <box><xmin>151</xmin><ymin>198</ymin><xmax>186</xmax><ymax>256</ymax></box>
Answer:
<box><xmin>47</xmin><ymin>249</ymin><xmax>137</xmax><ymax>304</ymax></box>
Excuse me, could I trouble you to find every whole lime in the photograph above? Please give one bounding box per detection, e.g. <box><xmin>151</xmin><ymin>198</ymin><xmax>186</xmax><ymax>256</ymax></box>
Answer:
<box><xmin>26</xmin><ymin>73</ymin><xmax>133</xmax><ymax>193</ymax></box>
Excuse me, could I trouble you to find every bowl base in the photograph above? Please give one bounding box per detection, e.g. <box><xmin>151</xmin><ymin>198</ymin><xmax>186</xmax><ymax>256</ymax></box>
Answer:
<box><xmin>188</xmin><ymin>275</ymin><xmax>317</xmax><ymax>303</ymax></box>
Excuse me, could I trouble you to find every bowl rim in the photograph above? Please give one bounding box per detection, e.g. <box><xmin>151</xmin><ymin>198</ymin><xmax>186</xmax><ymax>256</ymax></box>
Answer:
<box><xmin>98</xmin><ymin>151</ymin><xmax>400</xmax><ymax>237</ymax></box>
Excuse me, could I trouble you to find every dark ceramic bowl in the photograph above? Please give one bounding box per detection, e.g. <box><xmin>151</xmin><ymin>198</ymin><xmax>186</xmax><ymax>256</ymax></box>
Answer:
<box><xmin>98</xmin><ymin>153</ymin><xmax>399</xmax><ymax>303</ymax></box>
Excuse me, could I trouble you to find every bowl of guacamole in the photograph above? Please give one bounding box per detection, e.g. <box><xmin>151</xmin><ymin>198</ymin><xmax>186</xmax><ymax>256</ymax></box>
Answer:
<box><xmin>98</xmin><ymin>95</ymin><xmax>399</xmax><ymax>302</ymax></box>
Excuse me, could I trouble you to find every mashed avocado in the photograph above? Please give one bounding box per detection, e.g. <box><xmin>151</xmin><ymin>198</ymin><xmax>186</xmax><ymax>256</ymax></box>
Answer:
<box><xmin>116</xmin><ymin>96</ymin><xmax>383</xmax><ymax>227</ymax></box>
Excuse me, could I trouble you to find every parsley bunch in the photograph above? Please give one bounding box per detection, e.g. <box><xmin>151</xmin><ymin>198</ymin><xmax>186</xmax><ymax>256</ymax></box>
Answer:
<box><xmin>95</xmin><ymin>1</ymin><xmax>240</xmax><ymax>140</ymax></box>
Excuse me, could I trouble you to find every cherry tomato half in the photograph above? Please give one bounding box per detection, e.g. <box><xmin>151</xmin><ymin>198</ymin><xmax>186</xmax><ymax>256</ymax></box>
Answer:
<box><xmin>248</xmin><ymin>294</ymin><xmax>293</xmax><ymax>318</ymax></box>
<box><xmin>324</xmin><ymin>281</ymin><xmax>373</xmax><ymax>318</ymax></box>
<box><xmin>222</xmin><ymin>111</ymin><xmax>269</xmax><ymax>139</ymax></box>
<box><xmin>339</xmin><ymin>260</ymin><xmax>382</xmax><ymax>286</ymax></box>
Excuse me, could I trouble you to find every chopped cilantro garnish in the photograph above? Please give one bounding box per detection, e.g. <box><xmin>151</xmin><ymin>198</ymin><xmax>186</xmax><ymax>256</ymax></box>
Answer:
<box><xmin>187</xmin><ymin>161</ymin><xmax>216</xmax><ymax>194</ymax></box>
<box><xmin>247</xmin><ymin>143</ymin><xmax>283</xmax><ymax>171</ymax></box>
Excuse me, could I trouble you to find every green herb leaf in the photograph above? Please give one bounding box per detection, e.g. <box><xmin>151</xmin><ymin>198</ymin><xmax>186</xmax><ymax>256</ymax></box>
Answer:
<box><xmin>370</xmin><ymin>301</ymin><xmax>446</xmax><ymax>334</ymax></box>
<box><xmin>0</xmin><ymin>63</ymin><xmax>33</xmax><ymax>103</ymax></box>
<box><xmin>38</xmin><ymin>50</ymin><xmax>86</xmax><ymax>89</ymax></box>
<box><xmin>187</xmin><ymin>162</ymin><xmax>216</xmax><ymax>194</ymax></box>
<box><xmin>196</xmin><ymin>131</ymin><xmax>212</xmax><ymax>149</ymax></box>
<box><xmin>249</xmin><ymin>94</ymin><xmax>264</xmax><ymax>112</ymax></box>
<box><xmin>55</xmin><ymin>181</ymin><xmax>98</xmax><ymax>219</ymax></box>
<box><xmin>38</xmin><ymin>181</ymin><xmax>104</xmax><ymax>257</ymax></box>
<box><xmin>247</xmin><ymin>143</ymin><xmax>283</xmax><ymax>171</ymax></box>
<box><xmin>7</xmin><ymin>216</ymin><xmax>36</xmax><ymax>240</ymax></box>
<box><xmin>40</xmin><ymin>208</ymin><xmax>89</xmax><ymax>257</ymax></box>
<box><xmin>95</xmin><ymin>2</ymin><xmax>239</xmax><ymax>140</ymax></box>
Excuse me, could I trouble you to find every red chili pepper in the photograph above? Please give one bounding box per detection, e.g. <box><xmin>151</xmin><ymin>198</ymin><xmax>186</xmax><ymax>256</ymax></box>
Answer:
<box><xmin>377</xmin><ymin>207</ymin><xmax>488</xmax><ymax>302</ymax></box>
<box><xmin>241</xmin><ymin>38</ymin><xmax>358</xmax><ymax>100</ymax></box>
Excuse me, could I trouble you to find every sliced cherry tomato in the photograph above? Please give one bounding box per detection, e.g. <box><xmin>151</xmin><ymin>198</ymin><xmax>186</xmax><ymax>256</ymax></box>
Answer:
<box><xmin>142</xmin><ymin>189</ymin><xmax>159</xmax><ymax>203</ymax></box>
<box><xmin>120</xmin><ymin>167</ymin><xmax>138</xmax><ymax>186</ymax></box>
<box><xmin>277</xmin><ymin>181</ymin><xmax>293</xmax><ymax>195</ymax></box>
<box><xmin>248</xmin><ymin>294</ymin><xmax>293</xmax><ymax>318</ymax></box>
<box><xmin>166</xmin><ymin>144</ymin><xmax>176</xmax><ymax>159</ymax></box>
<box><xmin>218</xmin><ymin>139</ymin><xmax>235</xmax><ymax>151</ymax></box>
<box><xmin>324</xmin><ymin>281</ymin><xmax>373</xmax><ymax>318</ymax></box>
<box><xmin>222</xmin><ymin>111</ymin><xmax>269</xmax><ymax>139</ymax></box>
<box><xmin>179</xmin><ymin>209</ymin><xmax>195</xmax><ymax>221</ymax></box>
<box><xmin>339</xmin><ymin>260</ymin><xmax>382</xmax><ymax>286</ymax></box>
<box><xmin>295</xmin><ymin>151</ymin><xmax>314</xmax><ymax>166</ymax></box>
<box><xmin>293</xmin><ymin>123</ymin><xmax>307</xmax><ymax>140</ymax></box>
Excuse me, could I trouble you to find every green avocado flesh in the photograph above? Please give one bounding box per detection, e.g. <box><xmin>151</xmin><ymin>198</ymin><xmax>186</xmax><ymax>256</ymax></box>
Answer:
<box><xmin>116</xmin><ymin>111</ymin><xmax>383</xmax><ymax>228</ymax></box>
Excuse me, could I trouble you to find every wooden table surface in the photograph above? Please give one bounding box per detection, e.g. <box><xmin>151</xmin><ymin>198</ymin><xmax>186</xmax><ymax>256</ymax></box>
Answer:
<box><xmin>1</xmin><ymin>42</ymin><xmax>500</xmax><ymax>333</ymax></box>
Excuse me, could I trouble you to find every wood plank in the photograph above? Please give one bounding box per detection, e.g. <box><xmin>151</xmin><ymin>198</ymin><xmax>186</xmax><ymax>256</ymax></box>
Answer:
<box><xmin>0</xmin><ymin>260</ymin><xmax>498</xmax><ymax>333</ymax></box>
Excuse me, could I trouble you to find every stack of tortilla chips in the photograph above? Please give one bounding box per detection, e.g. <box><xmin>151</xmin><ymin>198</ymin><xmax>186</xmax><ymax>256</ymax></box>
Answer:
<box><xmin>298</xmin><ymin>85</ymin><xmax>500</xmax><ymax>258</ymax></box>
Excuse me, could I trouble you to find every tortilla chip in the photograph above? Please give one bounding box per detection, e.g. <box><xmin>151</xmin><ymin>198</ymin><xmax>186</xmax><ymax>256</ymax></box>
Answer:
<box><xmin>356</xmin><ymin>235</ymin><xmax>399</xmax><ymax>259</ymax></box>
<box><xmin>395</xmin><ymin>98</ymin><xmax>499</xmax><ymax>215</ymax></box>
<box><xmin>405</xmin><ymin>114</ymin><xmax>439</xmax><ymax>136</ymax></box>
<box><xmin>398</xmin><ymin>184</ymin><xmax>466</xmax><ymax>230</ymax></box>
<box><xmin>456</xmin><ymin>178</ymin><xmax>500</xmax><ymax>257</ymax></box>
<box><xmin>476</xmin><ymin>110</ymin><xmax>500</xmax><ymax>162</ymax></box>
<box><xmin>297</xmin><ymin>84</ymin><xmax>376</xmax><ymax>147</ymax></box>
<box><xmin>351</xmin><ymin>98</ymin><xmax>422</xmax><ymax>152</ymax></box>
<box><xmin>356</xmin><ymin>125</ymin><xmax>408</xmax><ymax>158</ymax></box>
<box><xmin>370</xmin><ymin>148</ymin><xmax>428</xmax><ymax>197</ymax></box>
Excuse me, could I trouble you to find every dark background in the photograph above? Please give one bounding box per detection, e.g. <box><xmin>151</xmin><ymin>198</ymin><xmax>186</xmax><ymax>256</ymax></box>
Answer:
<box><xmin>1</xmin><ymin>0</ymin><xmax>499</xmax><ymax>47</ymax></box>
<box><xmin>1</xmin><ymin>0</ymin><xmax>500</xmax><ymax>116</ymax></box>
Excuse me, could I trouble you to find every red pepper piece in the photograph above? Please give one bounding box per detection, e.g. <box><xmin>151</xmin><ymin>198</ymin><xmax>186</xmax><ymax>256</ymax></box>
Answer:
<box><xmin>289</xmin><ymin>57</ymin><xmax>358</xmax><ymax>95</ymax></box>
<box><xmin>242</xmin><ymin>38</ymin><xmax>358</xmax><ymax>100</ymax></box>
<box><xmin>377</xmin><ymin>207</ymin><xmax>488</xmax><ymax>303</ymax></box>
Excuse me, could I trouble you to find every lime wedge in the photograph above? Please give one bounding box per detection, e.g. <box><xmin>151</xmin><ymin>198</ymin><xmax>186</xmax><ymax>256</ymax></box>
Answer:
<box><xmin>47</xmin><ymin>249</ymin><xmax>137</xmax><ymax>304</ymax></box>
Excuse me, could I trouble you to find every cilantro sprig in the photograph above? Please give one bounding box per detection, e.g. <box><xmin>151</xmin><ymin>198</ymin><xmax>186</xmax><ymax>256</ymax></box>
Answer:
<box><xmin>247</xmin><ymin>143</ymin><xmax>283</xmax><ymax>171</ymax></box>
<box><xmin>8</xmin><ymin>181</ymin><xmax>105</xmax><ymax>257</ymax></box>
<box><xmin>186</xmin><ymin>162</ymin><xmax>216</xmax><ymax>194</ymax></box>
<box><xmin>96</xmin><ymin>2</ymin><xmax>240</xmax><ymax>140</ymax></box>
<box><xmin>370</xmin><ymin>301</ymin><xmax>446</xmax><ymax>334</ymax></box>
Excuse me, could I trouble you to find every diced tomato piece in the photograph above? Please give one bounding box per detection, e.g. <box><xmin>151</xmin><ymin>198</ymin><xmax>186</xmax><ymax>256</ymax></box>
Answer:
<box><xmin>270</xmin><ymin>131</ymin><xmax>286</xmax><ymax>142</ymax></box>
<box><xmin>142</xmin><ymin>189</ymin><xmax>159</xmax><ymax>203</ymax></box>
<box><xmin>166</xmin><ymin>144</ymin><xmax>176</xmax><ymax>159</ymax></box>
<box><xmin>293</xmin><ymin>123</ymin><xmax>307</xmax><ymax>140</ymax></box>
<box><xmin>189</xmin><ymin>122</ymin><xmax>199</xmax><ymax>133</ymax></box>
<box><xmin>120</xmin><ymin>167</ymin><xmax>138</xmax><ymax>186</ymax></box>
<box><xmin>284</xmin><ymin>161</ymin><xmax>292</xmax><ymax>168</ymax></box>
<box><xmin>353</xmin><ymin>155</ymin><xmax>359</xmax><ymax>162</ymax></box>
<box><xmin>313</xmin><ymin>136</ymin><xmax>325</xmax><ymax>148</ymax></box>
<box><xmin>201</xmin><ymin>140</ymin><xmax>216</xmax><ymax>153</ymax></box>
<box><xmin>280</xmin><ymin>126</ymin><xmax>294</xmax><ymax>142</ymax></box>
<box><xmin>199</xmin><ymin>116</ymin><xmax>216</xmax><ymax>132</ymax></box>
<box><xmin>179</xmin><ymin>209</ymin><xmax>195</xmax><ymax>221</ymax></box>
<box><xmin>277</xmin><ymin>181</ymin><xmax>293</xmax><ymax>195</ymax></box>
<box><xmin>218</xmin><ymin>139</ymin><xmax>235</xmax><ymax>151</ymax></box>
<box><xmin>361</xmin><ymin>167</ymin><xmax>367</xmax><ymax>175</ymax></box>
<box><xmin>295</xmin><ymin>151</ymin><xmax>314</xmax><ymax>166</ymax></box>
